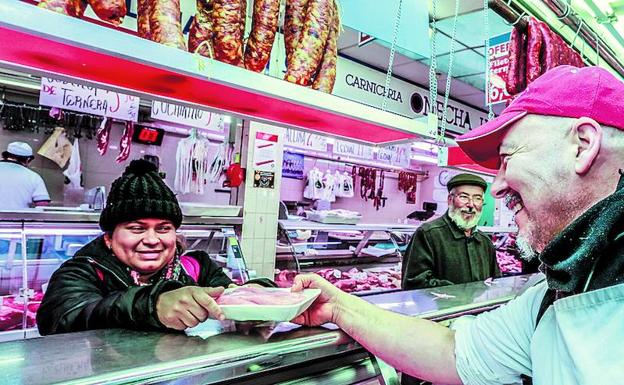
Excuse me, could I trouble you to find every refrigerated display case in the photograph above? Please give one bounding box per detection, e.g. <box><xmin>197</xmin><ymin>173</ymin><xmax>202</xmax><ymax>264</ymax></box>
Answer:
<box><xmin>0</xmin><ymin>274</ymin><xmax>537</xmax><ymax>385</ymax></box>
<box><xmin>0</xmin><ymin>211</ymin><xmax>250</xmax><ymax>342</ymax></box>
<box><xmin>275</xmin><ymin>219</ymin><xmax>418</xmax><ymax>295</ymax></box>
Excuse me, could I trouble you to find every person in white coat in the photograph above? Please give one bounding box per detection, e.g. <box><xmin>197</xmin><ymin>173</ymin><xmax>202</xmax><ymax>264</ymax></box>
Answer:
<box><xmin>291</xmin><ymin>65</ymin><xmax>624</xmax><ymax>385</ymax></box>
<box><xmin>0</xmin><ymin>141</ymin><xmax>50</xmax><ymax>209</ymax></box>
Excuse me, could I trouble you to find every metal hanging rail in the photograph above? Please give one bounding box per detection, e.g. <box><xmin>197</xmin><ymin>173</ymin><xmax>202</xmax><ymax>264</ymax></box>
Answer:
<box><xmin>489</xmin><ymin>0</ymin><xmax>624</xmax><ymax>78</ymax></box>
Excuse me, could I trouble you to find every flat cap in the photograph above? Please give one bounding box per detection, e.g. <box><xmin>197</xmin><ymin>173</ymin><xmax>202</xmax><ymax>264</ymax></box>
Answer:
<box><xmin>447</xmin><ymin>173</ymin><xmax>487</xmax><ymax>192</ymax></box>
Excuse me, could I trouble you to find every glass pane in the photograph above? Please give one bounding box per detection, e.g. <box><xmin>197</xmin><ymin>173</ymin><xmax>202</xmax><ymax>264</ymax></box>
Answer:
<box><xmin>0</xmin><ymin>224</ymin><xmax>25</xmax><ymax>332</ymax></box>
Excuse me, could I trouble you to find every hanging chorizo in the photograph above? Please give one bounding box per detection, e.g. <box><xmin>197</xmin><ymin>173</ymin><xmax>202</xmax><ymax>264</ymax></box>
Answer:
<box><xmin>537</xmin><ymin>21</ymin><xmax>558</xmax><ymax>71</ymax></box>
<box><xmin>137</xmin><ymin>0</ymin><xmax>151</xmax><ymax>39</ymax></box>
<box><xmin>149</xmin><ymin>0</ymin><xmax>186</xmax><ymax>49</ymax></box>
<box><xmin>244</xmin><ymin>0</ymin><xmax>281</xmax><ymax>72</ymax></box>
<box><xmin>285</xmin><ymin>0</ymin><xmax>333</xmax><ymax>86</ymax></box>
<box><xmin>38</xmin><ymin>0</ymin><xmax>87</xmax><ymax>18</ymax></box>
<box><xmin>284</xmin><ymin>0</ymin><xmax>309</xmax><ymax>64</ymax></box>
<box><xmin>188</xmin><ymin>0</ymin><xmax>214</xmax><ymax>57</ymax></box>
<box><xmin>526</xmin><ymin>17</ymin><xmax>543</xmax><ymax>83</ymax></box>
<box><xmin>212</xmin><ymin>0</ymin><xmax>246</xmax><ymax>66</ymax></box>
<box><xmin>311</xmin><ymin>2</ymin><xmax>338</xmax><ymax>93</ymax></box>
<box><xmin>506</xmin><ymin>26</ymin><xmax>523</xmax><ymax>95</ymax></box>
<box><xmin>87</xmin><ymin>0</ymin><xmax>126</xmax><ymax>25</ymax></box>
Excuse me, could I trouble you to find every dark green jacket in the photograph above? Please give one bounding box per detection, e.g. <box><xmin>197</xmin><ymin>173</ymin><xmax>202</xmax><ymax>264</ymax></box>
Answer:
<box><xmin>401</xmin><ymin>213</ymin><xmax>500</xmax><ymax>290</ymax></box>
<box><xmin>37</xmin><ymin>236</ymin><xmax>269</xmax><ymax>335</ymax></box>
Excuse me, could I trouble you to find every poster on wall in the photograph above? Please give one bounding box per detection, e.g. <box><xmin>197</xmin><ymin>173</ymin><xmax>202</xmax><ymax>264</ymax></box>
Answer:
<box><xmin>39</xmin><ymin>77</ymin><xmax>139</xmax><ymax>121</ymax></box>
<box><xmin>253</xmin><ymin>131</ymin><xmax>279</xmax><ymax>188</ymax></box>
<box><xmin>282</xmin><ymin>152</ymin><xmax>305</xmax><ymax>179</ymax></box>
<box><xmin>486</xmin><ymin>32</ymin><xmax>512</xmax><ymax>105</ymax></box>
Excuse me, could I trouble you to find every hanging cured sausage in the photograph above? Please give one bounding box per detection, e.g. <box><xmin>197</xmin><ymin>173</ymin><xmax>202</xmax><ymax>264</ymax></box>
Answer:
<box><xmin>284</xmin><ymin>0</ymin><xmax>309</xmax><ymax>65</ymax></box>
<box><xmin>212</xmin><ymin>0</ymin><xmax>246</xmax><ymax>66</ymax></box>
<box><xmin>137</xmin><ymin>0</ymin><xmax>151</xmax><ymax>39</ymax></box>
<box><xmin>148</xmin><ymin>0</ymin><xmax>186</xmax><ymax>49</ymax></box>
<box><xmin>311</xmin><ymin>4</ymin><xmax>338</xmax><ymax>93</ymax></box>
<box><xmin>37</xmin><ymin>0</ymin><xmax>87</xmax><ymax>18</ymax></box>
<box><xmin>87</xmin><ymin>0</ymin><xmax>126</xmax><ymax>25</ymax></box>
<box><xmin>244</xmin><ymin>0</ymin><xmax>281</xmax><ymax>72</ymax></box>
<box><xmin>284</xmin><ymin>0</ymin><xmax>333</xmax><ymax>86</ymax></box>
<box><xmin>188</xmin><ymin>0</ymin><xmax>215</xmax><ymax>56</ymax></box>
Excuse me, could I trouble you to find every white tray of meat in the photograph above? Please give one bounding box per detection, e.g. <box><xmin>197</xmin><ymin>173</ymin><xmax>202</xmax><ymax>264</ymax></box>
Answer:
<box><xmin>179</xmin><ymin>203</ymin><xmax>242</xmax><ymax>217</ymax></box>
<box><xmin>216</xmin><ymin>287</ymin><xmax>321</xmax><ymax>321</ymax></box>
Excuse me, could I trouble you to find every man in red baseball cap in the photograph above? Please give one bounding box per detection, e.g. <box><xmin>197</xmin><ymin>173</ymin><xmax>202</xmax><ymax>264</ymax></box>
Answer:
<box><xmin>287</xmin><ymin>65</ymin><xmax>624</xmax><ymax>385</ymax></box>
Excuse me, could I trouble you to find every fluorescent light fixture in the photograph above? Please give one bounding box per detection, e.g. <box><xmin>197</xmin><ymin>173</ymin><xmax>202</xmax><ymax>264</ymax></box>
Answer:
<box><xmin>0</xmin><ymin>76</ymin><xmax>40</xmax><ymax>91</ymax></box>
<box><xmin>223</xmin><ymin>116</ymin><xmax>232</xmax><ymax>124</ymax></box>
<box><xmin>410</xmin><ymin>154</ymin><xmax>438</xmax><ymax>164</ymax></box>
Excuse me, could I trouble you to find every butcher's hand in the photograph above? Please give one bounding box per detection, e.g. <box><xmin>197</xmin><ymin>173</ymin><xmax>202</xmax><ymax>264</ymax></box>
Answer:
<box><xmin>156</xmin><ymin>286</ymin><xmax>225</xmax><ymax>330</ymax></box>
<box><xmin>291</xmin><ymin>274</ymin><xmax>345</xmax><ymax>326</ymax></box>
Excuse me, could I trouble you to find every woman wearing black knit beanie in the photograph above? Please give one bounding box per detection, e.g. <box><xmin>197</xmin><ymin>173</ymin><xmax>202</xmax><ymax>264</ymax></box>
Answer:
<box><xmin>37</xmin><ymin>159</ymin><xmax>273</xmax><ymax>334</ymax></box>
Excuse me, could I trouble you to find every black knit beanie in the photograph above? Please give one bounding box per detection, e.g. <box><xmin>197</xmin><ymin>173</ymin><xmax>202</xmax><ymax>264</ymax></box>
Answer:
<box><xmin>99</xmin><ymin>159</ymin><xmax>183</xmax><ymax>231</ymax></box>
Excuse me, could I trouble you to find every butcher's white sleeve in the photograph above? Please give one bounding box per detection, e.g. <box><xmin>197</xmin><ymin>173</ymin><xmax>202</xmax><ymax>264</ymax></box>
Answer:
<box><xmin>451</xmin><ymin>282</ymin><xmax>548</xmax><ymax>385</ymax></box>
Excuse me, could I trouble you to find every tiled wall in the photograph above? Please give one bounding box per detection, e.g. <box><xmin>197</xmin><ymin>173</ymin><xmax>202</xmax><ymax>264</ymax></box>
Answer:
<box><xmin>0</xmin><ymin>122</ymin><xmax>230</xmax><ymax>206</ymax></box>
<box><xmin>240</xmin><ymin>122</ymin><xmax>284</xmax><ymax>279</ymax></box>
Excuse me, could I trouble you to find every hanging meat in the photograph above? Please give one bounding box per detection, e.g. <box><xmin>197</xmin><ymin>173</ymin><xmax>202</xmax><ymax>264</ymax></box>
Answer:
<box><xmin>37</xmin><ymin>0</ymin><xmax>87</xmax><ymax>18</ymax></box>
<box><xmin>537</xmin><ymin>21</ymin><xmax>559</xmax><ymax>72</ymax></box>
<box><xmin>148</xmin><ymin>0</ymin><xmax>186</xmax><ymax>49</ymax></box>
<box><xmin>526</xmin><ymin>17</ymin><xmax>543</xmax><ymax>84</ymax></box>
<box><xmin>115</xmin><ymin>122</ymin><xmax>134</xmax><ymax>163</ymax></box>
<box><xmin>212</xmin><ymin>0</ymin><xmax>247</xmax><ymax>66</ymax></box>
<box><xmin>87</xmin><ymin>0</ymin><xmax>126</xmax><ymax>25</ymax></box>
<box><xmin>284</xmin><ymin>0</ymin><xmax>309</xmax><ymax>64</ymax></box>
<box><xmin>285</xmin><ymin>0</ymin><xmax>334</xmax><ymax>86</ymax></box>
<box><xmin>506</xmin><ymin>26</ymin><xmax>526</xmax><ymax>95</ymax></box>
<box><xmin>244</xmin><ymin>0</ymin><xmax>281</xmax><ymax>72</ymax></box>
<box><xmin>188</xmin><ymin>0</ymin><xmax>215</xmax><ymax>56</ymax></box>
<box><xmin>96</xmin><ymin>117</ymin><xmax>112</xmax><ymax>156</ymax></box>
<box><xmin>137</xmin><ymin>0</ymin><xmax>151</xmax><ymax>39</ymax></box>
<box><xmin>311</xmin><ymin>4</ymin><xmax>338</xmax><ymax>93</ymax></box>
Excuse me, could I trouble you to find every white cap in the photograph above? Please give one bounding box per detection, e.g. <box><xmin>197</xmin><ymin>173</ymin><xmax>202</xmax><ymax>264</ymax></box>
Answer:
<box><xmin>6</xmin><ymin>142</ymin><xmax>34</xmax><ymax>157</ymax></box>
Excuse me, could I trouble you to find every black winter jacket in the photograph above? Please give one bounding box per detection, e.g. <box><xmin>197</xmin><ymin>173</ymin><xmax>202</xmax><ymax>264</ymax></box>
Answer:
<box><xmin>37</xmin><ymin>236</ymin><xmax>247</xmax><ymax>335</ymax></box>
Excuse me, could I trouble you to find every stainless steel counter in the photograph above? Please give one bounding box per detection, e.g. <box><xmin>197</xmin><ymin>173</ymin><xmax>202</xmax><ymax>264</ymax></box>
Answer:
<box><xmin>0</xmin><ymin>275</ymin><xmax>539</xmax><ymax>385</ymax></box>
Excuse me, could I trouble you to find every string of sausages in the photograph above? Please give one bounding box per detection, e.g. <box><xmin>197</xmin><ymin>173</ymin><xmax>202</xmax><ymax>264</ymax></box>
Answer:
<box><xmin>506</xmin><ymin>17</ymin><xmax>584</xmax><ymax>96</ymax></box>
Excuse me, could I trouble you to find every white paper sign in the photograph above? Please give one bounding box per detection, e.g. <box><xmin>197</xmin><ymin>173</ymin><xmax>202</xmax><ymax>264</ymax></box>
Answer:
<box><xmin>378</xmin><ymin>144</ymin><xmax>410</xmax><ymax>168</ymax></box>
<box><xmin>254</xmin><ymin>132</ymin><xmax>279</xmax><ymax>171</ymax></box>
<box><xmin>39</xmin><ymin>78</ymin><xmax>139</xmax><ymax>121</ymax></box>
<box><xmin>334</xmin><ymin>140</ymin><xmax>374</xmax><ymax>160</ymax></box>
<box><xmin>284</xmin><ymin>128</ymin><xmax>328</xmax><ymax>152</ymax></box>
<box><xmin>151</xmin><ymin>100</ymin><xmax>222</xmax><ymax>131</ymax></box>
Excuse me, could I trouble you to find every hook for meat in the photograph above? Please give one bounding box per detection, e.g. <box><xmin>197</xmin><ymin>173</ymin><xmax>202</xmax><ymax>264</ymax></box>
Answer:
<box><xmin>503</xmin><ymin>11</ymin><xmax>526</xmax><ymax>26</ymax></box>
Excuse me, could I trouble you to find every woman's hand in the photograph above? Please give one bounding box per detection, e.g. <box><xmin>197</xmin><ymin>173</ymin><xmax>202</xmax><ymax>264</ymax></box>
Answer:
<box><xmin>290</xmin><ymin>274</ymin><xmax>344</xmax><ymax>326</ymax></box>
<box><xmin>156</xmin><ymin>286</ymin><xmax>225</xmax><ymax>330</ymax></box>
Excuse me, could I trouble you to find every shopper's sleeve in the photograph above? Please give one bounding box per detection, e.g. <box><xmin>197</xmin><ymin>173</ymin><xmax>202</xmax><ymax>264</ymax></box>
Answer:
<box><xmin>37</xmin><ymin>260</ymin><xmax>182</xmax><ymax>335</ymax></box>
<box><xmin>401</xmin><ymin>227</ymin><xmax>453</xmax><ymax>289</ymax></box>
<box><xmin>31</xmin><ymin>174</ymin><xmax>50</xmax><ymax>202</ymax></box>
<box><xmin>451</xmin><ymin>282</ymin><xmax>548</xmax><ymax>385</ymax></box>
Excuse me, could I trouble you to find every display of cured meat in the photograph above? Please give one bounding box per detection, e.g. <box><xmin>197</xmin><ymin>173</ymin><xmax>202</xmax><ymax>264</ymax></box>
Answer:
<box><xmin>137</xmin><ymin>0</ymin><xmax>151</xmax><ymax>39</ymax></box>
<box><xmin>285</xmin><ymin>0</ymin><xmax>334</xmax><ymax>86</ymax></box>
<box><xmin>115</xmin><ymin>121</ymin><xmax>134</xmax><ymax>163</ymax></box>
<box><xmin>285</xmin><ymin>0</ymin><xmax>309</xmax><ymax>64</ymax></box>
<box><xmin>148</xmin><ymin>0</ymin><xmax>186</xmax><ymax>49</ymax></box>
<box><xmin>96</xmin><ymin>117</ymin><xmax>112</xmax><ymax>156</ymax></box>
<box><xmin>37</xmin><ymin>0</ymin><xmax>88</xmax><ymax>18</ymax></box>
<box><xmin>87</xmin><ymin>0</ymin><xmax>126</xmax><ymax>25</ymax></box>
<box><xmin>244</xmin><ymin>0</ymin><xmax>281</xmax><ymax>72</ymax></box>
<box><xmin>216</xmin><ymin>287</ymin><xmax>306</xmax><ymax>305</ymax></box>
<box><xmin>311</xmin><ymin>3</ymin><xmax>338</xmax><ymax>93</ymax></box>
<box><xmin>212</xmin><ymin>0</ymin><xmax>247</xmax><ymax>66</ymax></box>
<box><xmin>188</xmin><ymin>0</ymin><xmax>214</xmax><ymax>56</ymax></box>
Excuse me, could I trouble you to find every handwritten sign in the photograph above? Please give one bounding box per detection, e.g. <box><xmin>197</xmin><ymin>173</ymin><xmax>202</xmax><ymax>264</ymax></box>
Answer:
<box><xmin>334</xmin><ymin>140</ymin><xmax>374</xmax><ymax>160</ymax></box>
<box><xmin>151</xmin><ymin>100</ymin><xmax>222</xmax><ymax>131</ymax></box>
<box><xmin>377</xmin><ymin>144</ymin><xmax>410</xmax><ymax>168</ymax></box>
<box><xmin>39</xmin><ymin>78</ymin><xmax>139</xmax><ymax>121</ymax></box>
<box><xmin>284</xmin><ymin>128</ymin><xmax>328</xmax><ymax>152</ymax></box>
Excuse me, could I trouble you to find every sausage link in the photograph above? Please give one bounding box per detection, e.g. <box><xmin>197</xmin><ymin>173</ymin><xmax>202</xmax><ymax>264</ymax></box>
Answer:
<box><xmin>38</xmin><ymin>0</ymin><xmax>87</xmax><ymax>18</ymax></box>
<box><xmin>188</xmin><ymin>0</ymin><xmax>214</xmax><ymax>57</ymax></box>
<box><xmin>212</xmin><ymin>0</ymin><xmax>246</xmax><ymax>66</ymax></box>
<box><xmin>149</xmin><ymin>0</ymin><xmax>186</xmax><ymax>49</ymax></box>
<box><xmin>87</xmin><ymin>0</ymin><xmax>126</xmax><ymax>25</ymax></box>
<box><xmin>244</xmin><ymin>0</ymin><xmax>281</xmax><ymax>72</ymax></box>
<box><xmin>311</xmin><ymin>1</ymin><xmax>338</xmax><ymax>93</ymax></box>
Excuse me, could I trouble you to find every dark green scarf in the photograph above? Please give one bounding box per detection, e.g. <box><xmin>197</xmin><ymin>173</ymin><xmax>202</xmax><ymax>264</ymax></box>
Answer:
<box><xmin>539</xmin><ymin>172</ymin><xmax>624</xmax><ymax>293</ymax></box>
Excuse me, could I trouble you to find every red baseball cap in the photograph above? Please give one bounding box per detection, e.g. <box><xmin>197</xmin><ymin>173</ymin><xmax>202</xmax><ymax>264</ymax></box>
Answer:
<box><xmin>455</xmin><ymin>65</ymin><xmax>624</xmax><ymax>169</ymax></box>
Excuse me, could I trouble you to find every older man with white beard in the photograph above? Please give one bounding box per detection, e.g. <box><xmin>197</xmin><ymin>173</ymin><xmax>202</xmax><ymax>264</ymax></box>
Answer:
<box><xmin>290</xmin><ymin>65</ymin><xmax>624</xmax><ymax>385</ymax></box>
<box><xmin>401</xmin><ymin>173</ymin><xmax>500</xmax><ymax>290</ymax></box>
